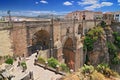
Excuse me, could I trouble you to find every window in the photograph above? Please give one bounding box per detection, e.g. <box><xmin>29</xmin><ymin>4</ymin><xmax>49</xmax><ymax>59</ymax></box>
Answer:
<box><xmin>116</xmin><ymin>14</ymin><xmax>119</xmax><ymax>17</ymax></box>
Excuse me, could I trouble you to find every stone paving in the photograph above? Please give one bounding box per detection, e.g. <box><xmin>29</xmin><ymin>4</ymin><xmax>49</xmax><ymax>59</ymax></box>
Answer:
<box><xmin>3</xmin><ymin>53</ymin><xmax>62</xmax><ymax>80</ymax></box>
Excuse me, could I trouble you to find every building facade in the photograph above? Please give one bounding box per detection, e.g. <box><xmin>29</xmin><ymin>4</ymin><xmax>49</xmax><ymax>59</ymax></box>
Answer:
<box><xmin>94</xmin><ymin>12</ymin><xmax>103</xmax><ymax>20</ymax></box>
<box><xmin>65</xmin><ymin>10</ymin><xmax>103</xmax><ymax>21</ymax></box>
<box><xmin>113</xmin><ymin>11</ymin><xmax>120</xmax><ymax>22</ymax></box>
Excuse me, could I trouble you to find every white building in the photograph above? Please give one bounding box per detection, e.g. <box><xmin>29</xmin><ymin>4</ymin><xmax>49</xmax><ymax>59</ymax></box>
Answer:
<box><xmin>113</xmin><ymin>11</ymin><xmax>120</xmax><ymax>22</ymax></box>
<box><xmin>65</xmin><ymin>10</ymin><xmax>103</xmax><ymax>21</ymax></box>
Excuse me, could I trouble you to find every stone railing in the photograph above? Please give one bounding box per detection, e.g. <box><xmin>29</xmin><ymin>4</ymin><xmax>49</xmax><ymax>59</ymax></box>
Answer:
<box><xmin>34</xmin><ymin>59</ymin><xmax>66</xmax><ymax>76</ymax></box>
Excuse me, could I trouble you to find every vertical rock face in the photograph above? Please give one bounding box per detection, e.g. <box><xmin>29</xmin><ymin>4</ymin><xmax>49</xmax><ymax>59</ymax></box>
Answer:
<box><xmin>86</xmin><ymin>26</ymin><xmax>115</xmax><ymax>66</ymax></box>
<box><xmin>89</xmin><ymin>31</ymin><xmax>108</xmax><ymax>66</ymax></box>
<box><xmin>88</xmin><ymin>26</ymin><xmax>114</xmax><ymax>66</ymax></box>
<box><xmin>0</xmin><ymin>30</ymin><xmax>13</xmax><ymax>56</ymax></box>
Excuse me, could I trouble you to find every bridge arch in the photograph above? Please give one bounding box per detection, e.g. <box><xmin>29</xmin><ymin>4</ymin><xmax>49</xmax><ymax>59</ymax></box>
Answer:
<box><xmin>31</xmin><ymin>30</ymin><xmax>50</xmax><ymax>53</ymax></box>
<box><xmin>63</xmin><ymin>37</ymin><xmax>75</xmax><ymax>70</ymax></box>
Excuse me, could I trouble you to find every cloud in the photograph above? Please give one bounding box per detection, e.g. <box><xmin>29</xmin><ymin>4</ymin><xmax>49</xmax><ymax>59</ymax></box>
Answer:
<box><xmin>63</xmin><ymin>1</ymin><xmax>73</xmax><ymax>6</ymax></box>
<box><xmin>0</xmin><ymin>10</ymin><xmax>69</xmax><ymax>17</ymax></box>
<box><xmin>40</xmin><ymin>0</ymin><xmax>48</xmax><ymax>4</ymax></box>
<box><xmin>35</xmin><ymin>2</ymin><xmax>39</xmax><ymax>4</ymax></box>
<box><xmin>118</xmin><ymin>0</ymin><xmax>120</xmax><ymax>5</ymax></box>
<box><xmin>78</xmin><ymin>0</ymin><xmax>98</xmax><ymax>5</ymax></box>
<box><xmin>84</xmin><ymin>4</ymin><xmax>101</xmax><ymax>10</ymax></box>
<box><xmin>78</xmin><ymin>0</ymin><xmax>113</xmax><ymax>10</ymax></box>
<box><xmin>101</xmin><ymin>2</ymin><xmax>113</xmax><ymax>6</ymax></box>
<box><xmin>118</xmin><ymin>0</ymin><xmax>120</xmax><ymax>2</ymax></box>
<box><xmin>84</xmin><ymin>2</ymin><xmax>113</xmax><ymax>10</ymax></box>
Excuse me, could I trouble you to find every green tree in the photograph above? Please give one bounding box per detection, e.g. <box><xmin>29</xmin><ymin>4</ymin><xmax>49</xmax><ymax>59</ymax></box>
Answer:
<box><xmin>5</xmin><ymin>58</ymin><xmax>14</xmax><ymax>65</ymax></box>
<box><xmin>100</xmin><ymin>21</ymin><xmax>106</xmax><ymax>27</ymax></box>
<box><xmin>84</xmin><ymin>36</ymin><xmax>94</xmax><ymax>51</ymax></box>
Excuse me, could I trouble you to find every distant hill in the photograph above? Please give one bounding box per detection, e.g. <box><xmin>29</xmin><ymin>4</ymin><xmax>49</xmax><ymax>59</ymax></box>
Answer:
<box><xmin>37</xmin><ymin>14</ymin><xmax>65</xmax><ymax>19</ymax></box>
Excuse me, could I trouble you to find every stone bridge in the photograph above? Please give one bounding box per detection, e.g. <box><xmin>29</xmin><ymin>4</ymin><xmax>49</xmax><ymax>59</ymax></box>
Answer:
<box><xmin>0</xmin><ymin>19</ymin><xmax>101</xmax><ymax>71</ymax></box>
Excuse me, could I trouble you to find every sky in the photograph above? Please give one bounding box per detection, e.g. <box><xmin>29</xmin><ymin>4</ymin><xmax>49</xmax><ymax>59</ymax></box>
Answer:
<box><xmin>0</xmin><ymin>0</ymin><xmax>120</xmax><ymax>16</ymax></box>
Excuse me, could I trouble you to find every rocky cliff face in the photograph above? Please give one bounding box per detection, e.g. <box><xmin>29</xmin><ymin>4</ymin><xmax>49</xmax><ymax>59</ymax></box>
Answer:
<box><xmin>84</xmin><ymin>26</ymin><xmax>114</xmax><ymax>66</ymax></box>
<box><xmin>86</xmin><ymin>24</ymin><xmax>120</xmax><ymax>73</ymax></box>
<box><xmin>89</xmin><ymin>28</ymin><xmax>109</xmax><ymax>66</ymax></box>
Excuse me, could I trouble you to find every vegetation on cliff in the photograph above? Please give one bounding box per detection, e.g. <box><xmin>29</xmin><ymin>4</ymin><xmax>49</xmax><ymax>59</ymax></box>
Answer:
<box><xmin>62</xmin><ymin>63</ymin><xmax>120</xmax><ymax>80</ymax></box>
<box><xmin>61</xmin><ymin>22</ymin><xmax>120</xmax><ymax>80</ymax></box>
<box><xmin>84</xmin><ymin>27</ymin><xmax>104</xmax><ymax>52</ymax></box>
<box><xmin>84</xmin><ymin>22</ymin><xmax>120</xmax><ymax>65</ymax></box>
<box><xmin>37</xmin><ymin>57</ymin><xmax>69</xmax><ymax>72</ymax></box>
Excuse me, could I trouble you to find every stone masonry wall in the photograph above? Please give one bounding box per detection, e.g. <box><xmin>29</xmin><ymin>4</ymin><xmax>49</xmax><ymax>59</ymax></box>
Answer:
<box><xmin>0</xmin><ymin>30</ymin><xmax>13</xmax><ymax>56</ymax></box>
<box><xmin>10</xmin><ymin>23</ymin><xmax>28</xmax><ymax>56</ymax></box>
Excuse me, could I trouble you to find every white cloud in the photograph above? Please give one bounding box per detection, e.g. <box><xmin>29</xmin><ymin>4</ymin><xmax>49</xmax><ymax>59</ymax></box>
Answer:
<box><xmin>35</xmin><ymin>2</ymin><xmax>39</xmax><ymax>4</ymax></box>
<box><xmin>78</xmin><ymin>0</ymin><xmax>113</xmax><ymax>10</ymax></box>
<box><xmin>118</xmin><ymin>0</ymin><xmax>120</xmax><ymax>2</ymax></box>
<box><xmin>84</xmin><ymin>4</ymin><xmax>101</xmax><ymax>10</ymax></box>
<box><xmin>118</xmin><ymin>0</ymin><xmax>120</xmax><ymax>5</ymax></box>
<box><xmin>84</xmin><ymin>2</ymin><xmax>113</xmax><ymax>10</ymax></box>
<box><xmin>40</xmin><ymin>0</ymin><xmax>48</xmax><ymax>4</ymax></box>
<box><xmin>0</xmin><ymin>10</ymin><xmax>69</xmax><ymax>17</ymax></box>
<box><xmin>101</xmin><ymin>2</ymin><xmax>113</xmax><ymax>6</ymax></box>
<box><xmin>63</xmin><ymin>1</ymin><xmax>73</xmax><ymax>6</ymax></box>
<box><xmin>78</xmin><ymin>0</ymin><xmax>98</xmax><ymax>5</ymax></box>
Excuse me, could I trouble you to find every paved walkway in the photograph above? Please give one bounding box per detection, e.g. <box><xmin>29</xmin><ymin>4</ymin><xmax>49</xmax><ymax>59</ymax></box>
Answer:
<box><xmin>11</xmin><ymin>53</ymin><xmax>62</xmax><ymax>80</ymax></box>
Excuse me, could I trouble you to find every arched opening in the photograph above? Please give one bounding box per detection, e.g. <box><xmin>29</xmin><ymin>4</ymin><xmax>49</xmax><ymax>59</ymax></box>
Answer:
<box><xmin>78</xmin><ymin>24</ymin><xmax>83</xmax><ymax>35</ymax></box>
<box><xmin>63</xmin><ymin>38</ymin><xmax>75</xmax><ymax>70</ymax></box>
<box><xmin>31</xmin><ymin>30</ymin><xmax>50</xmax><ymax>53</ymax></box>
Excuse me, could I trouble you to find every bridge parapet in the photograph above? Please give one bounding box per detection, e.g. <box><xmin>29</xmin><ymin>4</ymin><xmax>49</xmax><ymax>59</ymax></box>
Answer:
<box><xmin>0</xmin><ymin>22</ymin><xmax>11</xmax><ymax>30</ymax></box>
<box><xmin>0</xmin><ymin>21</ymin><xmax>52</xmax><ymax>29</ymax></box>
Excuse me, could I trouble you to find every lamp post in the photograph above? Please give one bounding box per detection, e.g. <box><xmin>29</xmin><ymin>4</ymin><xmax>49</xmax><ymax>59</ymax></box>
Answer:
<box><xmin>45</xmin><ymin>61</ymin><xmax>48</xmax><ymax>69</ymax></box>
<box><xmin>56</xmin><ymin>65</ymin><xmax>59</xmax><ymax>72</ymax></box>
<box><xmin>70</xmin><ymin>69</ymin><xmax>74</xmax><ymax>73</ymax></box>
<box><xmin>49</xmin><ymin>13</ymin><xmax>54</xmax><ymax>58</ymax></box>
<box><xmin>7</xmin><ymin>10</ymin><xmax>12</xmax><ymax>26</ymax></box>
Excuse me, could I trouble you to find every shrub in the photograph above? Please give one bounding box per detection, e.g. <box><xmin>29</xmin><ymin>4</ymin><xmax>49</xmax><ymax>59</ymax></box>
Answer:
<box><xmin>84</xmin><ymin>27</ymin><xmax>104</xmax><ymax>52</ymax></box>
<box><xmin>38</xmin><ymin>57</ymin><xmax>46</xmax><ymax>64</ymax></box>
<box><xmin>60</xmin><ymin>63</ymin><xmax>69</xmax><ymax>72</ymax></box>
<box><xmin>100</xmin><ymin>21</ymin><xmax>106</xmax><ymax>28</ymax></box>
<box><xmin>84</xmin><ymin>36</ymin><xmax>94</xmax><ymax>51</ymax></box>
<box><xmin>107</xmin><ymin>42</ymin><xmax>120</xmax><ymax>64</ymax></box>
<box><xmin>96</xmin><ymin>63</ymin><xmax>116</xmax><ymax>77</ymax></box>
<box><xmin>112</xmin><ymin>56</ymin><xmax>120</xmax><ymax>64</ymax></box>
<box><xmin>5</xmin><ymin>58</ymin><xmax>14</xmax><ymax>65</ymax></box>
<box><xmin>81</xmin><ymin>64</ymin><xmax>94</xmax><ymax>74</ymax></box>
<box><xmin>97</xmin><ymin>63</ymin><xmax>109</xmax><ymax>72</ymax></box>
<box><xmin>47</xmin><ymin>57</ymin><xmax>59</xmax><ymax>68</ymax></box>
<box><xmin>113</xmin><ymin>32</ymin><xmax>120</xmax><ymax>48</ymax></box>
<box><xmin>21</xmin><ymin>61</ymin><xmax>27</xmax><ymax>69</ymax></box>
<box><xmin>107</xmin><ymin>42</ymin><xmax>117</xmax><ymax>54</ymax></box>
<box><xmin>90</xmin><ymin>70</ymin><xmax>105</xmax><ymax>80</ymax></box>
